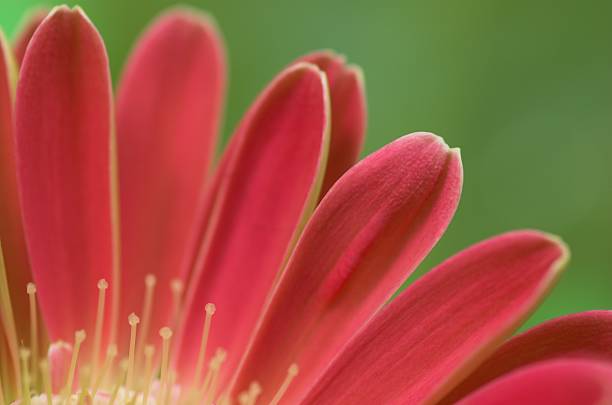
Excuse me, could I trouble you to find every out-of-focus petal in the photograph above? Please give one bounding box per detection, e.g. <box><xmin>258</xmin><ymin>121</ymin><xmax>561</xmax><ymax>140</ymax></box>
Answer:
<box><xmin>176</xmin><ymin>63</ymin><xmax>330</xmax><ymax>384</ymax></box>
<box><xmin>440</xmin><ymin>310</ymin><xmax>612</xmax><ymax>404</ymax></box>
<box><xmin>298</xmin><ymin>51</ymin><xmax>366</xmax><ymax>198</ymax></box>
<box><xmin>12</xmin><ymin>8</ymin><xmax>48</xmax><ymax>66</ymax></box>
<box><xmin>48</xmin><ymin>341</ymin><xmax>72</xmax><ymax>394</ymax></box>
<box><xmin>1</xmin><ymin>29</ymin><xmax>34</xmax><ymax>346</ymax></box>
<box><xmin>456</xmin><ymin>359</ymin><xmax>612</xmax><ymax>405</ymax></box>
<box><xmin>0</xmin><ymin>243</ymin><xmax>21</xmax><ymax>397</ymax></box>
<box><xmin>16</xmin><ymin>6</ymin><xmax>117</xmax><ymax>358</ymax></box>
<box><xmin>232</xmin><ymin>133</ymin><xmax>463</xmax><ymax>403</ymax></box>
<box><xmin>300</xmin><ymin>231</ymin><xmax>568</xmax><ymax>405</ymax></box>
<box><xmin>116</xmin><ymin>7</ymin><xmax>226</xmax><ymax>355</ymax></box>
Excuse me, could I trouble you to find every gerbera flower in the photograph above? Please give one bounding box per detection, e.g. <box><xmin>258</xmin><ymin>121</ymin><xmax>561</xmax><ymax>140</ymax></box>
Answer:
<box><xmin>0</xmin><ymin>5</ymin><xmax>610</xmax><ymax>405</ymax></box>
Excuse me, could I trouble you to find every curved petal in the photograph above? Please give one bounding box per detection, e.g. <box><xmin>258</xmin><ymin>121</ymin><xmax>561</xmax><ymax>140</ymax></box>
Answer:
<box><xmin>116</xmin><ymin>7</ymin><xmax>226</xmax><ymax>355</ymax></box>
<box><xmin>1</xmin><ymin>28</ymin><xmax>34</xmax><ymax>346</ymax></box>
<box><xmin>456</xmin><ymin>359</ymin><xmax>612</xmax><ymax>405</ymax></box>
<box><xmin>16</xmin><ymin>6</ymin><xmax>117</xmax><ymax>357</ymax></box>
<box><xmin>297</xmin><ymin>51</ymin><xmax>366</xmax><ymax>198</ymax></box>
<box><xmin>176</xmin><ymin>63</ymin><xmax>330</xmax><ymax>383</ymax></box>
<box><xmin>13</xmin><ymin>8</ymin><xmax>48</xmax><ymax>66</ymax></box>
<box><xmin>232</xmin><ymin>133</ymin><xmax>463</xmax><ymax>403</ymax></box>
<box><xmin>440</xmin><ymin>310</ymin><xmax>612</xmax><ymax>404</ymax></box>
<box><xmin>301</xmin><ymin>231</ymin><xmax>568</xmax><ymax>405</ymax></box>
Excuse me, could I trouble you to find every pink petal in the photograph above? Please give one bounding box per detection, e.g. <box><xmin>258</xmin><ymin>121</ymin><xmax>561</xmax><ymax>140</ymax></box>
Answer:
<box><xmin>297</xmin><ymin>51</ymin><xmax>366</xmax><ymax>198</ymax></box>
<box><xmin>231</xmin><ymin>133</ymin><xmax>462</xmax><ymax>403</ymax></box>
<box><xmin>48</xmin><ymin>341</ymin><xmax>72</xmax><ymax>394</ymax></box>
<box><xmin>300</xmin><ymin>231</ymin><xmax>568</xmax><ymax>404</ymax></box>
<box><xmin>16</xmin><ymin>6</ymin><xmax>117</xmax><ymax>356</ymax></box>
<box><xmin>175</xmin><ymin>63</ymin><xmax>330</xmax><ymax>383</ymax></box>
<box><xmin>12</xmin><ymin>9</ymin><xmax>48</xmax><ymax>66</ymax></box>
<box><xmin>115</xmin><ymin>7</ymin><xmax>225</xmax><ymax>355</ymax></box>
<box><xmin>1</xmin><ymin>28</ymin><xmax>34</xmax><ymax>343</ymax></box>
<box><xmin>441</xmin><ymin>310</ymin><xmax>612</xmax><ymax>404</ymax></box>
<box><xmin>456</xmin><ymin>359</ymin><xmax>612</xmax><ymax>405</ymax></box>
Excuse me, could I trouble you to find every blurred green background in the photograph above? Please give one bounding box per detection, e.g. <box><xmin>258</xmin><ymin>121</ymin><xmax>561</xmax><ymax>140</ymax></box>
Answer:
<box><xmin>2</xmin><ymin>0</ymin><xmax>610</xmax><ymax>328</ymax></box>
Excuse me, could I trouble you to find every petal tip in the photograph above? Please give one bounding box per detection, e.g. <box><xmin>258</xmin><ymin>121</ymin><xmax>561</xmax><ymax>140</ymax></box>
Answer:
<box><xmin>542</xmin><ymin>232</ymin><xmax>571</xmax><ymax>274</ymax></box>
<box><xmin>157</xmin><ymin>5</ymin><xmax>223</xmax><ymax>37</ymax></box>
<box><xmin>406</xmin><ymin>131</ymin><xmax>451</xmax><ymax>151</ymax></box>
<box><xmin>346</xmin><ymin>64</ymin><xmax>366</xmax><ymax>88</ymax></box>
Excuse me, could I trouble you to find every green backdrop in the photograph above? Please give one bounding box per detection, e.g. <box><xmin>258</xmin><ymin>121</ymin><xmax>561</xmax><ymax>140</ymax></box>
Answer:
<box><xmin>2</xmin><ymin>0</ymin><xmax>610</xmax><ymax>329</ymax></box>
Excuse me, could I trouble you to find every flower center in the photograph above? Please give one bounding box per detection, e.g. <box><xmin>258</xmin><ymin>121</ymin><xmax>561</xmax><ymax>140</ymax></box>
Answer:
<box><xmin>4</xmin><ymin>276</ymin><xmax>298</xmax><ymax>404</ymax></box>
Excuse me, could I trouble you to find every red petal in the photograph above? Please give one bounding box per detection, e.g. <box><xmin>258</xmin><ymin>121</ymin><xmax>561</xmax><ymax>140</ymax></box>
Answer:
<box><xmin>16</xmin><ymin>6</ymin><xmax>117</xmax><ymax>356</ymax></box>
<box><xmin>1</xmin><ymin>28</ymin><xmax>34</xmax><ymax>345</ymax></box>
<box><xmin>441</xmin><ymin>310</ymin><xmax>612</xmax><ymax>404</ymax></box>
<box><xmin>231</xmin><ymin>133</ymin><xmax>462</xmax><ymax>403</ymax></box>
<box><xmin>116</xmin><ymin>7</ymin><xmax>225</xmax><ymax>355</ymax></box>
<box><xmin>456</xmin><ymin>359</ymin><xmax>612</xmax><ymax>405</ymax></box>
<box><xmin>301</xmin><ymin>231</ymin><xmax>568</xmax><ymax>404</ymax></box>
<box><xmin>297</xmin><ymin>51</ymin><xmax>366</xmax><ymax>198</ymax></box>
<box><xmin>12</xmin><ymin>9</ymin><xmax>48</xmax><ymax>66</ymax></box>
<box><xmin>175</xmin><ymin>63</ymin><xmax>330</xmax><ymax>383</ymax></box>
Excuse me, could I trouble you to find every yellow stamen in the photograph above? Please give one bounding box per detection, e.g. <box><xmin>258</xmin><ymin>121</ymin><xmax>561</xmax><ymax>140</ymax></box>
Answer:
<box><xmin>269</xmin><ymin>363</ymin><xmax>298</xmax><ymax>405</ymax></box>
<box><xmin>141</xmin><ymin>345</ymin><xmax>154</xmax><ymax>405</ymax></box>
<box><xmin>26</xmin><ymin>283</ymin><xmax>38</xmax><ymax>387</ymax></box>
<box><xmin>204</xmin><ymin>348</ymin><xmax>226</xmax><ymax>405</ymax></box>
<box><xmin>137</xmin><ymin>274</ymin><xmax>156</xmax><ymax>367</ymax></box>
<box><xmin>158</xmin><ymin>327</ymin><xmax>173</xmax><ymax>404</ymax></box>
<box><xmin>63</xmin><ymin>330</ymin><xmax>86</xmax><ymax>400</ymax></box>
<box><xmin>126</xmin><ymin>313</ymin><xmax>140</xmax><ymax>391</ymax></box>
<box><xmin>76</xmin><ymin>365</ymin><xmax>91</xmax><ymax>404</ymax></box>
<box><xmin>91</xmin><ymin>344</ymin><xmax>117</xmax><ymax>398</ymax></box>
<box><xmin>0</xmin><ymin>374</ymin><xmax>5</xmax><ymax>405</ymax></box>
<box><xmin>0</xmin><ymin>244</ymin><xmax>21</xmax><ymax>395</ymax></box>
<box><xmin>92</xmin><ymin>279</ymin><xmax>108</xmax><ymax>376</ymax></box>
<box><xmin>193</xmin><ymin>303</ymin><xmax>215</xmax><ymax>387</ymax></box>
<box><xmin>39</xmin><ymin>360</ymin><xmax>52</xmax><ymax>405</ymax></box>
<box><xmin>170</xmin><ymin>278</ymin><xmax>184</xmax><ymax>328</ymax></box>
<box><xmin>248</xmin><ymin>381</ymin><xmax>262</xmax><ymax>405</ymax></box>
<box><xmin>19</xmin><ymin>348</ymin><xmax>31</xmax><ymax>405</ymax></box>
<box><xmin>238</xmin><ymin>391</ymin><xmax>250</xmax><ymax>405</ymax></box>
<box><xmin>163</xmin><ymin>371</ymin><xmax>176</xmax><ymax>405</ymax></box>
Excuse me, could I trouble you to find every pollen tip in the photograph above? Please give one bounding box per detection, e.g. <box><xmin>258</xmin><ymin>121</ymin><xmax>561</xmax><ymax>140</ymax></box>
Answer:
<box><xmin>159</xmin><ymin>326</ymin><xmax>173</xmax><ymax>339</ymax></box>
<box><xmin>205</xmin><ymin>302</ymin><xmax>216</xmax><ymax>315</ymax></box>
<box><xmin>26</xmin><ymin>282</ymin><xmax>36</xmax><ymax>294</ymax></box>
<box><xmin>128</xmin><ymin>312</ymin><xmax>140</xmax><ymax>326</ymax></box>
<box><xmin>107</xmin><ymin>344</ymin><xmax>118</xmax><ymax>357</ymax></box>
<box><xmin>97</xmin><ymin>278</ymin><xmax>109</xmax><ymax>290</ymax></box>
<box><xmin>145</xmin><ymin>274</ymin><xmax>157</xmax><ymax>287</ymax></box>
<box><xmin>170</xmin><ymin>278</ymin><xmax>183</xmax><ymax>292</ymax></box>
<box><xmin>288</xmin><ymin>363</ymin><xmax>299</xmax><ymax>376</ymax></box>
<box><xmin>250</xmin><ymin>381</ymin><xmax>262</xmax><ymax>394</ymax></box>
<box><xmin>75</xmin><ymin>330</ymin><xmax>86</xmax><ymax>343</ymax></box>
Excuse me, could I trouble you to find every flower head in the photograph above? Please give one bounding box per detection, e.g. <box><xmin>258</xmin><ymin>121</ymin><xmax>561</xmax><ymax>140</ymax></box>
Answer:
<box><xmin>0</xmin><ymin>5</ymin><xmax>610</xmax><ymax>405</ymax></box>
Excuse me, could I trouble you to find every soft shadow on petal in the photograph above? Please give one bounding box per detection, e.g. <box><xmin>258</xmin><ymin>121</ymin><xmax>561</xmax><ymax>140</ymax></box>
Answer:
<box><xmin>232</xmin><ymin>133</ymin><xmax>462</xmax><ymax>403</ymax></box>
<box><xmin>16</xmin><ymin>6</ymin><xmax>116</xmax><ymax>358</ymax></box>
<box><xmin>0</xmin><ymin>29</ymin><xmax>34</xmax><ymax>347</ymax></box>
<box><xmin>297</xmin><ymin>50</ymin><xmax>367</xmax><ymax>198</ymax></box>
<box><xmin>176</xmin><ymin>63</ymin><xmax>330</xmax><ymax>384</ymax></box>
<box><xmin>116</xmin><ymin>7</ymin><xmax>226</xmax><ymax>357</ymax></box>
<box><xmin>456</xmin><ymin>359</ymin><xmax>612</xmax><ymax>405</ymax></box>
<box><xmin>300</xmin><ymin>231</ymin><xmax>568</xmax><ymax>405</ymax></box>
<box><xmin>440</xmin><ymin>310</ymin><xmax>612</xmax><ymax>404</ymax></box>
